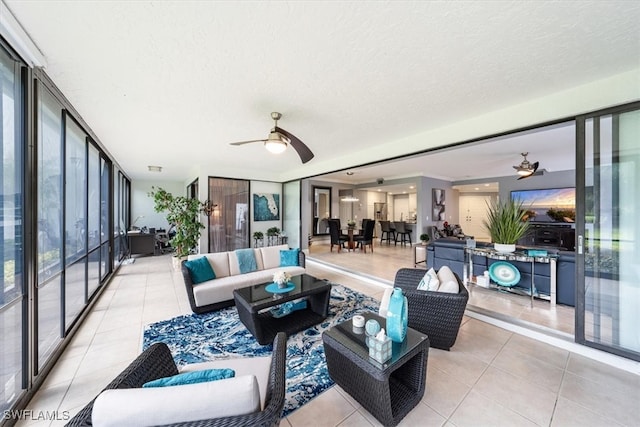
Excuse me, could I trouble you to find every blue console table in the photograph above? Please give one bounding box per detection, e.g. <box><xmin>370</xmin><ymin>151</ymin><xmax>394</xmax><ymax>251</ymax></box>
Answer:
<box><xmin>464</xmin><ymin>247</ymin><xmax>558</xmax><ymax>307</ymax></box>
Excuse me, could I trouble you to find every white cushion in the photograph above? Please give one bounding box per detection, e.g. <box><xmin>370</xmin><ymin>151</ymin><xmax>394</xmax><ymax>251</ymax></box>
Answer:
<box><xmin>188</xmin><ymin>252</ymin><xmax>230</xmax><ymax>279</ymax></box>
<box><xmin>92</xmin><ymin>375</ymin><xmax>260</xmax><ymax>427</ymax></box>
<box><xmin>436</xmin><ymin>266</ymin><xmax>459</xmax><ymax>293</ymax></box>
<box><xmin>180</xmin><ymin>356</ymin><xmax>271</xmax><ymax>409</ymax></box>
<box><xmin>260</xmin><ymin>245</ymin><xmax>290</xmax><ymax>269</ymax></box>
<box><xmin>417</xmin><ymin>268</ymin><xmax>440</xmax><ymax>291</ymax></box>
<box><xmin>378</xmin><ymin>287</ymin><xmax>393</xmax><ymax>317</ymax></box>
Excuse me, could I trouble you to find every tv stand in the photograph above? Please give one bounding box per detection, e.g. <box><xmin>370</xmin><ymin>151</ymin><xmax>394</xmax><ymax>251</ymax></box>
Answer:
<box><xmin>518</xmin><ymin>223</ymin><xmax>575</xmax><ymax>251</ymax></box>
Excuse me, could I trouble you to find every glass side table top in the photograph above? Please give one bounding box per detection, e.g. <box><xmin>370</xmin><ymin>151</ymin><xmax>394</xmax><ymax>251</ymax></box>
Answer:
<box><xmin>326</xmin><ymin>311</ymin><xmax>428</xmax><ymax>369</ymax></box>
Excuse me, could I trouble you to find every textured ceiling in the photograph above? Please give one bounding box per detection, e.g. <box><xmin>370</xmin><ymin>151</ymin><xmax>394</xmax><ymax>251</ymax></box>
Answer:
<box><xmin>4</xmin><ymin>1</ymin><xmax>639</xmax><ymax>182</ymax></box>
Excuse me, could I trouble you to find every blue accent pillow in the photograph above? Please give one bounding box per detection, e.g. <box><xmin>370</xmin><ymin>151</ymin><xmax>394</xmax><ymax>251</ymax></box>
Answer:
<box><xmin>184</xmin><ymin>257</ymin><xmax>215</xmax><ymax>285</ymax></box>
<box><xmin>142</xmin><ymin>368</ymin><xmax>235</xmax><ymax>388</ymax></box>
<box><xmin>236</xmin><ymin>249</ymin><xmax>257</xmax><ymax>273</ymax></box>
<box><xmin>280</xmin><ymin>248</ymin><xmax>300</xmax><ymax>267</ymax></box>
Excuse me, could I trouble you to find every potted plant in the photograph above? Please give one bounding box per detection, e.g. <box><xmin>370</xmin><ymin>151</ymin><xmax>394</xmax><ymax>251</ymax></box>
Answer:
<box><xmin>149</xmin><ymin>187</ymin><xmax>205</xmax><ymax>267</ymax></box>
<box><xmin>266</xmin><ymin>227</ymin><xmax>280</xmax><ymax>246</ymax></box>
<box><xmin>482</xmin><ymin>198</ymin><xmax>530</xmax><ymax>253</ymax></box>
<box><xmin>253</xmin><ymin>231</ymin><xmax>264</xmax><ymax>247</ymax></box>
<box><xmin>419</xmin><ymin>233</ymin><xmax>430</xmax><ymax>245</ymax></box>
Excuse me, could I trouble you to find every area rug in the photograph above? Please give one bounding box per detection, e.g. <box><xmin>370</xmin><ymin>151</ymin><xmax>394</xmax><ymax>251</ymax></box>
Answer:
<box><xmin>143</xmin><ymin>283</ymin><xmax>379</xmax><ymax>416</ymax></box>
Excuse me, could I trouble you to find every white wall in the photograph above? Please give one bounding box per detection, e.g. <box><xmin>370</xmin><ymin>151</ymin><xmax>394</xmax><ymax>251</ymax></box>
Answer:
<box><xmin>131</xmin><ymin>180</ymin><xmax>185</xmax><ymax>231</ymax></box>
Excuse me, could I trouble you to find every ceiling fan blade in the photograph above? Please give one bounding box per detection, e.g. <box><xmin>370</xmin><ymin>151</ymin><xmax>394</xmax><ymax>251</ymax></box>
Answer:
<box><xmin>517</xmin><ymin>162</ymin><xmax>540</xmax><ymax>180</ymax></box>
<box><xmin>229</xmin><ymin>139</ymin><xmax>267</xmax><ymax>146</ymax></box>
<box><xmin>275</xmin><ymin>126</ymin><xmax>314</xmax><ymax>163</ymax></box>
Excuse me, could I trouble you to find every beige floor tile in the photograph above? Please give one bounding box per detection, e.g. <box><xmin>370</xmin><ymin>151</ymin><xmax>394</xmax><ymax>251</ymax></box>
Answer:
<box><xmin>551</xmin><ymin>396</ymin><xmax>624</xmax><ymax>427</ymax></box>
<box><xmin>449</xmin><ymin>390</ymin><xmax>538</xmax><ymax>427</ymax></box>
<box><xmin>566</xmin><ymin>353</ymin><xmax>640</xmax><ymax>396</ymax></box>
<box><xmin>453</xmin><ymin>327</ymin><xmax>507</xmax><ymax>363</ymax></box>
<box><xmin>559</xmin><ymin>372</ymin><xmax>639</xmax><ymax>426</ymax></box>
<box><xmin>473</xmin><ymin>366</ymin><xmax>556</xmax><ymax>426</ymax></box>
<box><xmin>337</xmin><ymin>411</ymin><xmax>375</xmax><ymax>427</ymax></box>
<box><xmin>397</xmin><ymin>401</ymin><xmax>447</xmax><ymax>427</ymax></box>
<box><xmin>502</xmin><ymin>333</ymin><xmax>570</xmax><ymax>371</ymax></box>
<box><xmin>492</xmin><ymin>344</ymin><xmax>565</xmax><ymax>393</ymax></box>
<box><xmin>427</xmin><ymin>347</ymin><xmax>489</xmax><ymax>387</ymax></box>
<box><xmin>287</xmin><ymin>388</ymin><xmax>357</xmax><ymax>427</ymax></box>
<box><xmin>423</xmin><ymin>366</ymin><xmax>471</xmax><ymax>418</ymax></box>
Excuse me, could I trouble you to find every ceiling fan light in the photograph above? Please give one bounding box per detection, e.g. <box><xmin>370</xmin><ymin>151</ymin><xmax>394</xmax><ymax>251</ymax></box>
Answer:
<box><xmin>264</xmin><ymin>133</ymin><xmax>287</xmax><ymax>154</ymax></box>
<box><xmin>517</xmin><ymin>169</ymin><xmax>532</xmax><ymax>176</ymax></box>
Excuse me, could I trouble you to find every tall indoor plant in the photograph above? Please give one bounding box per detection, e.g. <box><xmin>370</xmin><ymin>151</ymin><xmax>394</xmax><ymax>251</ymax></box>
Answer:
<box><xmin>483</xmin><ymin>198</ymin><xmax>530</xmax><ymax>253</ymax></box>
<box><xmin>149</xmin><ymin>187</ymin><xmax>205</xmax><ymax>263</ymax></box>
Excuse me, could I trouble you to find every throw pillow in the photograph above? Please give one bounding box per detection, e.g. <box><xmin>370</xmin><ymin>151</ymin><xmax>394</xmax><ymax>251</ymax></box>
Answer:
<box><xmin>417</xmin><ymin>268</ymin><xmax>440</xmax><ymax>291</ymax></box>
<box><xmin>142</xmin><ymin>368</ymin><xmax>235</xmax><ymax>388</ymax></box>
<box><xmin>184</xmin><ymin>257</ymin><xmax>216</xmax><ymax>285</ymax></box>
<box><xmin>436</xmin><ymin>266</ymin><xmax>459</xmax><ymax>293</ymax></box>
<box><xmin>235</xmin><ymin>249</ymin><xmax>257</xmax><ymax>274</ymax></box>
<box><xmin>279</xmin><ymin>248</ymin><xmax>300</xmax><ymax>267</ymax></box>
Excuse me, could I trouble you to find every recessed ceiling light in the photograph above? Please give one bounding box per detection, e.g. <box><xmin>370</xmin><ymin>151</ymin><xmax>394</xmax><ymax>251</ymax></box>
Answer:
<box><xmin>474</xmin><ymin>187</ymin><xmax>480</xmax><ymax>191</ymax></box>
<box><xmin>409</xmin><ymin>186</ymin><xmax>415</xmax><ymax>189</ymax></box>
<box><xmin>346</xmin><ymin>171</ymin><xmax>354</xmax><ymax>176</ymax></box>
<box><xmin>148</xmin><ymin>165</ymin><xmax>162</xmax><ymax>172</ymax></box>
<box><xmin>484</xmin><ymin>183</ymin><xmax>490</xmax><ymax>187</ymax></box>
<box><xmin>377</xmin><ymin>189</ymin><xmax>381</xmax><ymax>192</ymax></box>
<box><xmin>403</xmin><ymin>191</ymin><xmax>407</xmax><ymax>194</ymax></box>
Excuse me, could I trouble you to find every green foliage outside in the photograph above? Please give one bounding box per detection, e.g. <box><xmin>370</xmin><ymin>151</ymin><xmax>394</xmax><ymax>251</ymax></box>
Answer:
<box><xmin>483</xmin><ymin>198</ymin><xmax>530</xmax><ymax>244</ymax></box>
<box><xmin>149</xmin><ymin>187</ymin><xmax>205</xmax><ymax>258</ymax></box>
<box><xmin>547</xmin><ymin>208</ymin><xmax>576</xmax><ymax>222</ymax></box>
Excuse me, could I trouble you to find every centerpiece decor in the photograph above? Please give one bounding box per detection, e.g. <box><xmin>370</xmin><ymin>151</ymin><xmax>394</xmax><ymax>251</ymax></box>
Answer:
<box><xmin>273</xmin><ymin>271</ymin><xmax>292</xmax><ymax>289</ymax></box>
<box><xmin>347</xmin><ymin>219</ymin><xmax>356</xmax><ymax>229</ymax></box>
<box><xmin>483</xmin><ymin>198</ymin><xmax>530</xmax><ymax>253</ymax></box>
<box><xmin>385</xmin><ymin>288</ymin><xmax>408</xmax><ymax>343</ymax></box>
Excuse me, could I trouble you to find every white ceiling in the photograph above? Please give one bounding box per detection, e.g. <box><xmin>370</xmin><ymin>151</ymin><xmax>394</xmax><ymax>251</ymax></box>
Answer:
<box><xmin>4</xmin><ymin>1</ymin><xmax>639</xmax><ymax>183</ymax></box>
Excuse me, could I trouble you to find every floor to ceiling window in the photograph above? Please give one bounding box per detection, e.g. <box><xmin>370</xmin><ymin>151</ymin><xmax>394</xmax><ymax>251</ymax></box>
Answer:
<box><xmin>36</xmin><ymin>84</ymin><xmax>63</xmax><ymax>372</ymax></box>
<box><xmin>0</xmin><ymin>41</ymin><xmax>24</xmax><ymax>414</ymax></box>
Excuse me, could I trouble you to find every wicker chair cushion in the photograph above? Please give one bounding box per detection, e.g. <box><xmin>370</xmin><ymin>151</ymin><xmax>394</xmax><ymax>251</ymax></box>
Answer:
<box><xmin>436</xmin><ymin>266</ymin><xmax>459</xmax><ymax>293</ymax></box>
<box><xmin>92</xmin><ymin>375</ymin><xmax>260</xmax><ymax>427</ymax></box>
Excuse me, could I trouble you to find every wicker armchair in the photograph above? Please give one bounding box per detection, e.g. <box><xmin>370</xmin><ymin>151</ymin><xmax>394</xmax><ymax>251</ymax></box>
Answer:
<box><xmin>393</xmin><ymin>268</ymin><xmax>468</xmax><ymax>351</ymax></box>
<box><xmin>66</xmin><ymin>333</ymin><xmax>287</xmax><ymax>427</ymax></box>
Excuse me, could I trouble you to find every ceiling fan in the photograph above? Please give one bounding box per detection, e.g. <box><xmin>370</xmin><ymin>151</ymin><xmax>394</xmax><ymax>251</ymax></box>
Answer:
<box><xmin>513</xmin><ymin>152</ymin><xmax>539</xmax><ymax>180</ymax></box>
<box><xmin>229</xmin><ymin>112</ymin><xmax>314</xmax><ymax>164</ymax></box>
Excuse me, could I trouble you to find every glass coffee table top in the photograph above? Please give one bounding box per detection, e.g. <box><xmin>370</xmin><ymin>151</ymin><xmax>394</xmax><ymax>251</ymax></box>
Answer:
<box><xmin>233</xmin><ymin>273</ymin><xmax>329</xmax><ymax>308</ymax></box>
<box><xmin>327</xmin><ymin>311</ymin><xmax>427</xmax><ymax>369</ymax></box>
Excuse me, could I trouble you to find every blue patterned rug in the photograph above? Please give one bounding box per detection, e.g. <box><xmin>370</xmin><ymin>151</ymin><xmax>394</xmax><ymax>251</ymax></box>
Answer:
<box><xmin>143</xmin><ymin>284</ymin><xmax>379</xmax><ymax>416</ymax></box>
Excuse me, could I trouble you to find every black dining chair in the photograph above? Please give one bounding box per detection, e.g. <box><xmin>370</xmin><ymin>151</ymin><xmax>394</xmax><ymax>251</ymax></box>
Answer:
<box><xmin>354</xmin><ymin>219</ymin><xmax>376</xmax><ymax>253</ymax></box>
<box><xmin>393</xmin><ymin>221</ymin><xmax>412</xmax><ymax>246</ymax></box>
<box><xmin>328</xmin><ymin>219</ymin><xmax>348</xmax><ymax>252</ymax></box>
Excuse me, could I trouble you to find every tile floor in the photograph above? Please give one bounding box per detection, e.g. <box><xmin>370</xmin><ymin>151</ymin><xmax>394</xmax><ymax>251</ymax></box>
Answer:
<box><xmin>17</xmin><ymin>253</ymin><xmax>640</xmax><ymax>427</ymax></box>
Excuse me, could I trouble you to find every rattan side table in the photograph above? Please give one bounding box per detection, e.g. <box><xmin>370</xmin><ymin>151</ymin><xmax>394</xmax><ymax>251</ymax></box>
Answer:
<box><xmin>322</xmin><ymin>312</ymin><xmax>429</xmax><ymax>426</ymax></box>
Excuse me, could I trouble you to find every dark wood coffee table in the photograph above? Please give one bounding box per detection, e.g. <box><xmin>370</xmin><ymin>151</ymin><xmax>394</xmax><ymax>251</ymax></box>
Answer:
<box><xmin>322</xmin><ymin>312</ymin><xmax>429</xmax><ymax>426</ymax></box>
<box><xmin>233</xmin><ymin>274</ymin><xmax>332</xmax><ymax>345</ymax></box>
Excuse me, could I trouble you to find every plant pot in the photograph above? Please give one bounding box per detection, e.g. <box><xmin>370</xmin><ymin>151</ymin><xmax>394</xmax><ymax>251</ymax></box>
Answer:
<box><xmin>494</xmin><ymin>243</ymin><xmax>516</xmax><ymax>253</ymax></box>
<box><xmin>172</xmin><ymin>255</ymin><xmax>186</xmax><ymax>271</ymax></box>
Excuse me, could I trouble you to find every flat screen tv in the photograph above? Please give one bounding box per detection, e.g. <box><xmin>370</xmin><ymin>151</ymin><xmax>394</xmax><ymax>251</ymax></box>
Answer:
<box><xmin>510</xmin><ymin>187</ymin><xmax>575</xmax><ymax>223</ymax></box>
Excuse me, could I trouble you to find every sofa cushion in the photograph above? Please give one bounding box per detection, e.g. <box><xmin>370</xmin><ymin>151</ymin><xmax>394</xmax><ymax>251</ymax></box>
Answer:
<box><xmin>280</xmin><ymin>248</ymin><xmax>300</xmax><ymax>267</ymax></box>
<box><xmin>188</xmin><ymin>252</ymin><xmax>231</xmax><ymax>279</ymax></box>
<box><xmin>260</xmin><ymin>245</ymin><xmax>290</xmax><ymax>269</ymax></box>
<box><xmin>92</xmin><ymin>375</ymin><xmax>260</xmax><ymax>427</ymax></box>
<box><xmin>180</xmin><ymin>356</ymin><xmax>271</xmax><ymax>410</ymax></box>
<box><xmin>436</xmin><ymin>266</ymin><xmax>459</xmax><ymax>293</ymax></box>
<box><xmin>142</xmin><ymin>368</ymin><xmax>234</xmax><ymax>388</ymax></box>
<box><xmin>184</xmin><ymin>257</ymin><xmax>216</xmax><ymax>284</ymax></box>
<box><xmin>229</xmin><ymin>249</ymin><xmax>263</xmax><ymax>276</ymax></box>
<box><xmin>236</xmin><ymin>249</ymin><xmax>258</xmax><ymax>274</ymax></box>
<box><xmin>417</xmin><ymin>268</ymin><xmax>440</xmax><ymax>291</ymax></box>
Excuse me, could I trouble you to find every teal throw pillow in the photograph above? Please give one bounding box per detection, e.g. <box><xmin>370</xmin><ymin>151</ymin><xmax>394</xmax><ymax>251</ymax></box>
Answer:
<box><xmin>142</xmin><ymin>368</ymin><xmax>235</xmax><ymax>388</ymax></box>
<box><xmin>184</xmin><ymin>257</ymin><xmax>215</xmax><ymax>285</ymax></box>
<box><xmin>280</xmin><ymin>248</ymin><xmax>300</xmax><ymax>267</ymax></box>
<box><xmin>236</xmin><ymin>249</ymin><xmax>257</xmax><ymax>273</ymax></box>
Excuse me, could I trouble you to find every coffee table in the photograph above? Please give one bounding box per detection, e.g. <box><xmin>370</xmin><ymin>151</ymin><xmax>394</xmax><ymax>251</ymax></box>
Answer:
<box><xmin>322</xmin><ymin>312</ymin><xmax>429</xmax><ymax>426</ymax></box>
<box><xmin>233</xmin><ymin>273</ymin><xmax>331</xmax><ymax>345</ymax></box>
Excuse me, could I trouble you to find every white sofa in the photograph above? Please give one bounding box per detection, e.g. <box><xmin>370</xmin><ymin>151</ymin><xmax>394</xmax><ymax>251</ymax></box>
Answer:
<box><xmin>181</xmin><ymin>245</ymin><xmax>306</xmax><ymax>314</ymax></box>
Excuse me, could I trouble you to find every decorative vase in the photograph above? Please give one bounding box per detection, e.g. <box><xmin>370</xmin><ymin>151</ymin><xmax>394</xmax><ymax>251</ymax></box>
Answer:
<box><xmin>494</xmin><ymin>243</ymin><xmax>516</xmax><ymax>253</ymax></box>
<box><xmin>386</xmin><ymin>288</ymin><xmax>408</xmax><ymax>343</ymax></box>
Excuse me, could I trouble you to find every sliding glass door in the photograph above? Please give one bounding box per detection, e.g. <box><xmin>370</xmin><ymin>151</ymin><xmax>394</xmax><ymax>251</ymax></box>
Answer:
<box><xmin>576</xmin><ymin>102</ymin><xmax>640</xmax><ymax>361</ymax></box>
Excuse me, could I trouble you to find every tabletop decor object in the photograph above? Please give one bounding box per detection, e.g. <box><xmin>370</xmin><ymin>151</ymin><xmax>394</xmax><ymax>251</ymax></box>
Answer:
<box><xmin>273</xmin><ymin>271</ymin><xmax>292</xmax><ymax>288</ymax></box>
<box><xmin>386</xmin><ymin>288</ymin><xmax>408</xmax><ymax>343</ymax></box>
<box><xmin>368</xmin><ymin>328</ymin><xmax>392</xmax><ymax>363</ymax></box>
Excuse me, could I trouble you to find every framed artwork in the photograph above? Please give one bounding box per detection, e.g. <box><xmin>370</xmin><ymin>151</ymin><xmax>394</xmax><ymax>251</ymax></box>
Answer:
<box><xmin>253</xmin><ymin>193</ymin><xmax>280</xmax><ymax>221</ymax></box>
<box><xmin>432</xmin><ymin>188</ymin><xmax>446</xmax><ymax>221</ymax></box>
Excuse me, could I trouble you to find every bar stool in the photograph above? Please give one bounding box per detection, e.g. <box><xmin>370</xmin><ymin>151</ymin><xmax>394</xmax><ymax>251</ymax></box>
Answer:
<box><xmin>393</xmin><ymin>221</ymin><xmax>412</xmax><ymax>246</ymax></box>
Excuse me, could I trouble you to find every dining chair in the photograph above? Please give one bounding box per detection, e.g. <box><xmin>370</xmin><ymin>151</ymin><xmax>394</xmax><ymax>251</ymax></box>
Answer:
<box><xmin>328</xmin><ymin>219</ymin><xmax>348</xmax><ymax>252</ymax></box>
<box><xmin>354</xmin><ymin>219</ymin><xmax>376</xmax><ymax>253</ymax></box>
